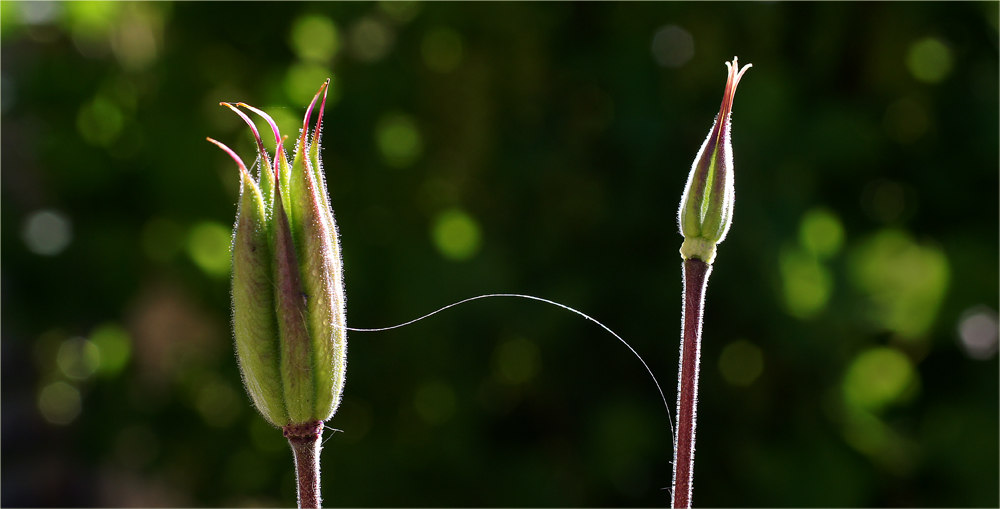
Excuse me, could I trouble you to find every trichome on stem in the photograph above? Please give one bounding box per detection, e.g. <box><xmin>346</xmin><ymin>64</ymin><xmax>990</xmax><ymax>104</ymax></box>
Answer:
<box><xmin>671</xmin><ymin>56</ymin><xmax>751</xmax><ymax>509</ymax></box>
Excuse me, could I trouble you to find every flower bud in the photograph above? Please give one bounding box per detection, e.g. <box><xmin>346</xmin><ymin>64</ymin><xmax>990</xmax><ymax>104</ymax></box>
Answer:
<box><xmin>208</xmin><ymin>80</ymin><xmax>346</xmax><ymax>427</ymax></box>
<box><xmin>678</xmin><ymin>57</ymin><xmax>751</xmax><ymax>264</ymax></box>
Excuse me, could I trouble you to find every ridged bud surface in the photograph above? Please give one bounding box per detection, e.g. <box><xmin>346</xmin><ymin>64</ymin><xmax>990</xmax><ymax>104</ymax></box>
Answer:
<box><xmin>678</xmin><ymin>57</ymin><xmax>751</xmax><ymax>264</ymax></box>
<box><xmin>209</xmin><ymin>80</ymin><xmax>346</xmax><ymax>427</ymax></box>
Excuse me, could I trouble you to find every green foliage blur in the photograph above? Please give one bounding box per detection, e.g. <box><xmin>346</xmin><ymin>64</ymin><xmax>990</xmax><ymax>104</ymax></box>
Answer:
<box><xmin>2</xmin><ymin>1</ymin><xmax>997</xmax><ymax>507</ymax></box>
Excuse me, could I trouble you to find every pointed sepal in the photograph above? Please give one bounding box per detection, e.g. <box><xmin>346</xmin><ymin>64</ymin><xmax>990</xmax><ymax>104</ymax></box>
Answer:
<box><xmin>214</xmin><ymin>80</ymin><xmax>347</xmax><ymax>427</ymax></box>
<box><xmin>208</xmin><ymin>137</ymin><xmax>287</xmax><ymax>426</ymax></box>
<box><xmin>678</xmin><ymin>56</ymin><xmax>751</xmax><ymax>264</ymax></box>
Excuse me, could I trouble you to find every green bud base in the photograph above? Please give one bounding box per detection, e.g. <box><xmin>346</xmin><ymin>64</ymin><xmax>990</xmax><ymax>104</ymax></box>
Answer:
<box><xmin>679</xmin><ymin>237</ymin><xmax>717</xmax><ymax>264</ymax></box>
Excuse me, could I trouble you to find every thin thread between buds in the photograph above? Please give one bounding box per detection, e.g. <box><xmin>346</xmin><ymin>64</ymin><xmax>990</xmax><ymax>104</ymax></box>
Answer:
<box><xmin>341</xmin><ymin>293</ymin><xmax>674</xmax><ymax>450</ymax></box>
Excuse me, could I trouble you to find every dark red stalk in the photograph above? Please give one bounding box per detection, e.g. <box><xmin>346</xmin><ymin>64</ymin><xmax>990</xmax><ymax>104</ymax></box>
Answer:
<box><xmin>672</xmin><ymin>257</ymin><xmax>712</xmax><ymax>509</ymax></box>
<box><xmin>284</xmin><ymin>421</ymin><xmax>323</xmax><ymax>509</ymax></box>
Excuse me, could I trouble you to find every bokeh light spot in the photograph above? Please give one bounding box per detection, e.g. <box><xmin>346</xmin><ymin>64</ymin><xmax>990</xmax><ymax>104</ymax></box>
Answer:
<box><xmin>187</xmin><ymin>221</ymin><xmax>232</xmax><ymax>277</ymax></box>
<box><xmin>0</xmin><ymin>2</ymin><xmax>22</xmax><ymax>34</ymax></box>
<box><xmin>39</xmin><ymin>381</ymin><xmax>82</xmax><ymax>425</ymax></box>
<box><xmin>77</xmin><ymin>96</ymin><xmax>123</xmax><ymax>146</ymax></box>
<box><xmin>349</xmin><ymin>16</ymin><xmax>394</xmax><ymax>62</ymax></box>
<box><xmin>906</xmin><ymin>37</ymin><xmax>953</xmax><ymax>83</ymax></box>
<box><xmin>799</xmin><ymin>208</ymin><xmax>844</xmax><ymax>259</ymax></box>
<box><xmin>89</xmin><ymin>323</ymin><xmax>132</xmax><ymax>377</ymax></box>
<box><xmin>780</xmin><ymin>246</ymin><xmax>832</xmax><ymax>319</ymax></box>
<box><xmin>841</xmin><ymin>407</ymin><xmax>918</xmax><ymax>474</ymax></box>
<box><xmin>376</xmin><ymin>112</ymin><xmax>423</xmax><ymax>168</ymax></box>
<box><xmin>432</xmin><ymin>209</ymin><xmax>482</xmax><ymax>261</ymax></box>
<box><xmin>64</xmin><ymin>1</ymin><xmax>119</xmax><ymax>57</ymax></box>
<box><xmin>290</xmin><ymin>15</ymin><xmax>339</xmax><ymax>63</ymax></box>
<box><xmin>651</xmin><ymin>25</ymin><xmax>694</xmax><ymax>68</ymax></box>
<box><xmin>285</xmin><ymin>62</ymin><xmax>335</xmax><ymax>106</ymax></box>
<box><xmin>843</xmin><ymin>347</ymin><xmax>915</xmax><ymax>411</ymax></box>
<box><xmin>110</xmin><ymin>5</ymin><xmax>161</xmax><ymax>71</ymax></box>
<box><xmin>378</xmin><ymin>1</ymin><xmax>421</xmax><ymax>24</ymax></box>
<box><xmin>718</xmin><ymin>340</ymin><xmax>764</xmax><ymax>387</ymax></box>
<box><xmin>842</xmin><ymin>407</ymin><xmax>889</xmax><ymax>456</ymax></box>
<box><xmin>22</xmin><ymin>209</ymin><xmax>73</xmax><ymax>256</ymax></box>
<box><xmin>20</xmin><ymin>1</ymin><xmax>61</xmax><ymax>25</ymax></box>
<box><xmin>957</xmin><ymin>306</ymin><xmax>999</xmax><ymax>360</ymax></box>
<box><xmin>57</xmin><ymin>337</ymin><xmax>101</xmax><ymax>380</ymax></box>
<box><xmin>65</xmin><ymin>1</ymin><xmax>120</xmax><ymax>34</ymax></box>
<box><xmin>421</xmin><ymin>27</ymin><xmax>463</xmax><ymax>73</ymax></box>
<box><xmin>849</xmin><ymin>229</ymin><xmax>949</xmax><ymax>340</ymax></box>
<box><xmin>493</xmin><ymin>337</ymin><xmax>542</xmax><ymax>385</ymax></box>
<box><xmin>414</xmin><ymin>380</ymin><xmax>456</xmax><ymax>425</ymax></box>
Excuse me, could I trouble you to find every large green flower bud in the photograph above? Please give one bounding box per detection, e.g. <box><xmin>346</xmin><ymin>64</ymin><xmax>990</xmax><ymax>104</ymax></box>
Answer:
<box><xmin>678</xmin><ymin>57</ymin><xmax>751</xmax><ymax>264</ymax></box>
<box><xmin>208</xmin><ymin>80</ymin><xmax>346</xmax><ymax>428</ymax></box>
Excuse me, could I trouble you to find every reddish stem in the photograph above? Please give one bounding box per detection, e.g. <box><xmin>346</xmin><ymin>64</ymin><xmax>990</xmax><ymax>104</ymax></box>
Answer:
<box><xmin>284</xmin><ymin>421</ymin><xmax>323</xmax><ymax>509</ymax></box>
<box><xmin>672</xmin><ymin>257</ymin><xmax>712</xmax><ymax>509</ymax></box>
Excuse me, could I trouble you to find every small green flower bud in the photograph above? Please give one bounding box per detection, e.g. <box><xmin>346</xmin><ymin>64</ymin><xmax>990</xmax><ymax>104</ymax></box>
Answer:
<box><xmin>208</xmin><ymin>80</ymin><xmax>346</xmax><ymax>428</ymax></box>
<box><xmin>678</xmin><ymin>57</ymin><xmax>751</xmax><ymax>264</ymax></box>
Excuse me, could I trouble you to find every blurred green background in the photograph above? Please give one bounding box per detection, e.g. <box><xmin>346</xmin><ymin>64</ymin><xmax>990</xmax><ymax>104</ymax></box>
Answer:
<box><xmin>2</xmin><ymin>1</ymin><xmax>998</xmax><ymax>507</ymax></box>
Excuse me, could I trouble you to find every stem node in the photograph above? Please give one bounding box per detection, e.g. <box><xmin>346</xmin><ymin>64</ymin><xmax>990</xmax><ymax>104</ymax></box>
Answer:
<box><xmin>285</xmin><ymin>420</ymin><xmax>323</xmax><ymax>509</ymax></box>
